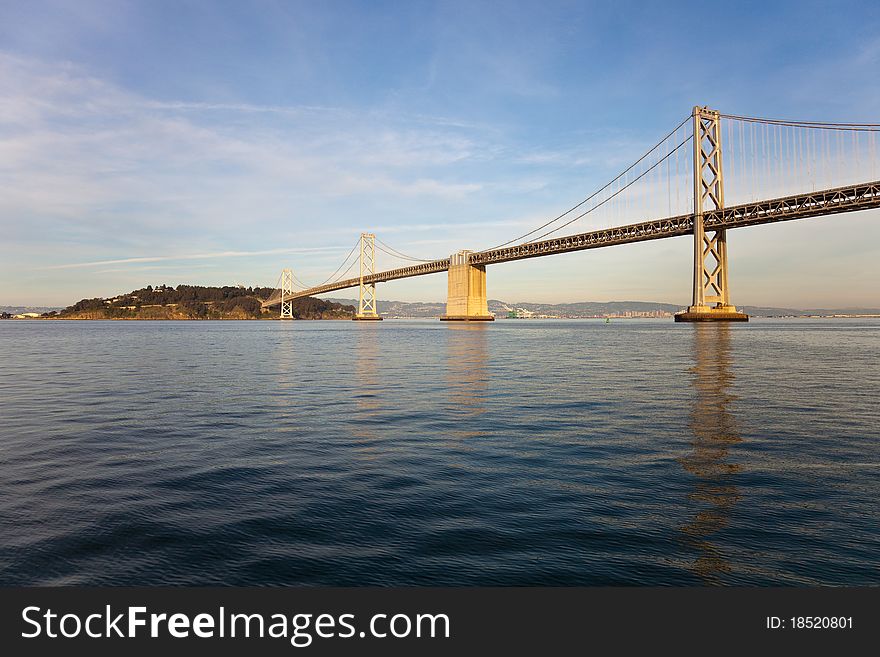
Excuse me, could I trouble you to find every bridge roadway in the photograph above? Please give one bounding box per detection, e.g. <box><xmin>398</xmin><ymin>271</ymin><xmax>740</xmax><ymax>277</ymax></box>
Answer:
<box><xmin>263</xmin><ymin>180</ymin><xmax>880</xmax><ymax>307</ymax></box>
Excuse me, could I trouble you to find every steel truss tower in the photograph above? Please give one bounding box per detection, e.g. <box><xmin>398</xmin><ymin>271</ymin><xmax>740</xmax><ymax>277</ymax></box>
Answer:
<box><xmin>354</xmin><ymin>233</ymin><xmax>382</xmax><ymax>320</ymax></box>
<box><xmin>676</xmin><ymin>106</ymin><xmax>748</xmax><ymax>322</ymax></box>
<box><xmin>280</xmin><ymin>268</ymin><xmax>294</xmax><ymax>319</ymax></box>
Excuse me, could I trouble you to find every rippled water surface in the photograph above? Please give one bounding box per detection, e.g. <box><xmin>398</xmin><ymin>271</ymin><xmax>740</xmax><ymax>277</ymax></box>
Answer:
<box><xmin>1</xmin><ymin>318</ymin><xmax>878</xmax><ymax>585</ymax></box>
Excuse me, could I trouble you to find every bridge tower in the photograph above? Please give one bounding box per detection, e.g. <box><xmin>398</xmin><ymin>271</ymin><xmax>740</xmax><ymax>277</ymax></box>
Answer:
<box><xmin>354</xmin><ymin>233</ymin><xmax>382</xmax><ymax>321</ymax></box>
<box><xmin>675</xmin><ymin>107</ymin><xmax>748</xmax><ymax>322</ymax></box>
<box><xmin>440</xmin><ymin>250</ymin><xmax>494</xmax><ymax>321</ymax></box>
<box><xmin>280</xmin><ymin>268</ymin><xmax>294</xmax><ymax>319</ymax></box>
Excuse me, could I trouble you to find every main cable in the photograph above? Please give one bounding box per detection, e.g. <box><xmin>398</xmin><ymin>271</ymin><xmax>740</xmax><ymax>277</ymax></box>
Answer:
<box><xmin>374</xmin><ymin>238</ymin><xmax>434</xmax><ymax>262</ymax></box>
<box><xmin>487</xmin><ymin>115</ymin><xmax>691</xmax><ymax>250</ymax></box>
<box><xmin>313</xmin><ymin>240</ymin><xmax>361</xmax><ymax>287</ymax></box>
<box><xmin>524</xmin><ymin>133</ymin><xmax>693</xmax><ymax>243</ymax></box>
<box><xmin>332</xmin><ymin>256</ymin><xmax>360</xmax><ymax>284</ymax></box>
<box><xmin>721</xmin><ymin>114</ymin><xmax>880</xmax><ymax>132</ymax></box>
<box><xmin>290</xmin><ymin>271</ymin><xmax>310</xmax><ymax>289</ymax></box>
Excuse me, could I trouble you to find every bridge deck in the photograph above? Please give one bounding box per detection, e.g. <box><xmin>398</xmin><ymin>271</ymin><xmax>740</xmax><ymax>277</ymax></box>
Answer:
<box><xmin>263</xmin><ymin>180</ymin><xmax>880</xmax><ymax>307</ymax></box>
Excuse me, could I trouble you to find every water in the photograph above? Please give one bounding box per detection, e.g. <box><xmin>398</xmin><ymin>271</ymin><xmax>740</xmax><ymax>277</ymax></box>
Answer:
<box><xmin>0</xmin><ymin>318</ymin><xmax>878</xmax><ymax>586</ymax></box>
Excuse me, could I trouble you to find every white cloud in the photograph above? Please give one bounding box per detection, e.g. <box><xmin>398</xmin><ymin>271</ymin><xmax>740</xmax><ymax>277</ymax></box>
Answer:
<box><xmin>40</xmin><ymin>245</ymin><xmax>354</xmax><ymax>270</ymax></box>
<box><xmin>1</xmin><ymin>51</ymin><xmax>650</xmax><ymax>296</ymax></box>
<box><xmin>0</xmin><ymin>52</ymin><xmax>492</xmax><ymax>240</ymax></box>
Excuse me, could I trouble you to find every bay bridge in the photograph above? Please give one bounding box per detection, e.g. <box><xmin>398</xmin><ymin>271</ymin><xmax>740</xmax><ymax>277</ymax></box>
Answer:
<box><xmin>263</xmin><ymin>106</ymin><xmax>880</xmax><ymax>322</ymax></box>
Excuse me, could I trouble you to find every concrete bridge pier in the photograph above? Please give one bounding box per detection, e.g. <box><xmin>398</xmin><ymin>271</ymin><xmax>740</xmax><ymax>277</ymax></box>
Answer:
<box><xmin>440</xmin><ymin>251</ymin><xmax>494</xmax><ymax>321</ymax></box>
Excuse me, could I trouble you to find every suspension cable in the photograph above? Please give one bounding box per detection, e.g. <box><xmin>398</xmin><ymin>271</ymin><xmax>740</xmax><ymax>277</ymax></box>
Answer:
<box><xmin>265</xmin><ymin>270</ymin><xmax>285</xmax><ymax>303</ymax></box>
<box><xmin>332</xmin><ymin>256</ymin><xmax>360</xmax><ymax>284</ymax></box>
<box><xmin>488</xmin><ymin>115</ymin><xmax>691</xmax><ymax>249</ymax></box>
<box><xmin>523</xmin><ymin>133</ymin><xmax>693</xmax><ymax>243</ymax></box>
<box><xmin>311</xmin><ymin>240</ymin><xmax>360</xmax><ymax>287</ymax></box>
<box><xmin>374</xmin><ymin>238</ymin><xmax>433</xmax><ymax>262</ymax></box>
<box><xmin>290</xmin><ymin>271</ymin><xmax>310</xmax><ymax>289</ymax></box>
<box><xmin>721</xmin><ymin>114</ymin><xmax>880</xmax><ymax>132</ymax></box>
<box><xmin>375</xmin><ymin>242</ymin><xmax>424</xmax><ymax>262</ymax></box>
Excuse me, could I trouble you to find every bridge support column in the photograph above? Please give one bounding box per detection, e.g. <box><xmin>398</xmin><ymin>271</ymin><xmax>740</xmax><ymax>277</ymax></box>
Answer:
<box><xmin>440</xmin><ymin>251</ymin><xmax>494</xmax><ymax>321</ymax></box>
<box><xmin>676</xmin><ymin>106</ymin><xmax>748</xmax><ymax>323</ymax></box>
<box><xmin>354</xmin><ymin>232</ymin><xmax>382</xmax><ymax>321</ymax></box>
<box><xmin>280</xmin><ymin>268</ymin><xmax>294</xmax><ymax>319</ymax></box>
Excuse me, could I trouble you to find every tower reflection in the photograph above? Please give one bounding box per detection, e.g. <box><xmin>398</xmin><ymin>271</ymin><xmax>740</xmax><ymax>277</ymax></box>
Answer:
<box><xmin>273</xmin><ymin>322</ymin><xmax>299</xmax><ymax>425</ymax></box>
<box><xmin>679</xmin><ymin>323</ymin><xmax>742</xmax><ymax>583</ymax></box>
<box><xmin>445</xmin><ymin>323</ymin><xmax>489</xmax><ymax>439</ymax></box>
<box><xmin>352</xmin><ymin>324</ymin><xmax>381</xmax><ymax>457</ymax></box>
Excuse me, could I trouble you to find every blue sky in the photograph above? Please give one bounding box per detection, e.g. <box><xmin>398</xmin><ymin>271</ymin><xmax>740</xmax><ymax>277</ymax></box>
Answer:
<box><xmin>1</xmin><ymin>0</ymin><xmax>879</xmax><ymax>307</ymax></box>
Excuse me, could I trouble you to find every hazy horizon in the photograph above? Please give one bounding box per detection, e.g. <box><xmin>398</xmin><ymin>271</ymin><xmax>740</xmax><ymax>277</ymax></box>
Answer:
<box><xmin>5</xmin><ymin>289</ymin><xmax>880</xmax><ymax>314</ymax></box>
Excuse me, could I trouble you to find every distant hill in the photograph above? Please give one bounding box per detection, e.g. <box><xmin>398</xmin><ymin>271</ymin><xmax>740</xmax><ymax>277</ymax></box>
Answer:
<box><xmin>7</xmin><ymin>292</ymin><xmax>877</xmax><ymax>321</ymax></box>
<box><xmin>739</xmin><ymin>306</ymin><xmax>880</xmax><ymax>316</ymax></box>
<box><xmin>329</xmin><ymin>298</ymin><xmax>683</xmax><ymax>318</ymax></box>
<box><xmin>47</xmin><ymin>285</ymin><xmax>355</xmax><ymax>320</ymax></box>
<box><xmin>327</xmin><ymin>298</ymin><xmax>880</xmax><ymax>318</ymax></box>
<box><xmin>490</xmin><ymin>300</ymin><xmax>681</xmax><ymax>317</ymax></box>
<box><xmin>329</xmin><ymin>298</ymin><xmax>445</xmax><ymax>318</ymax></box>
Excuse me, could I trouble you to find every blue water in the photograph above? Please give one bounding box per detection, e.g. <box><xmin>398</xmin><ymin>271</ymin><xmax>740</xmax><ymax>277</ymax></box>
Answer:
<box><xmin>0</xmin><ymin>318</ymin><xmax>878</xmax><ymax>586</ymax></box>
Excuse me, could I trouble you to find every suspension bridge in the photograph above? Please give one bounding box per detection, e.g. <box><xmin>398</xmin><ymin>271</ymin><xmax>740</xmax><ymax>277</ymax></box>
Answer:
<box><xmin>263</xmin><ymin>106</ymin><xmax>880</xmax><ymax>322</ymax></box>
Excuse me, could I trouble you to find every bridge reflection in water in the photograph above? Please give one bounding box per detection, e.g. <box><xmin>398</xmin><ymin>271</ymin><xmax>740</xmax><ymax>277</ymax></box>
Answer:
<box><xmin>679</xmin><ymin>323</ymin><xmax>743</xmax><ymax>583</ymax></box>
<box><xmin>353</xmin><ymin>324</ymin><xmax>382</xmax><ymax>456</ymax></box>
<box><xmin>445</xmin><ymin>323</ymin><xmax>489</xmax><ymax>440</ymax></box>
<box><xmin>273</xmin><ymin>321</ymin><xmax>299</xmax><ymax>430</ymax></box>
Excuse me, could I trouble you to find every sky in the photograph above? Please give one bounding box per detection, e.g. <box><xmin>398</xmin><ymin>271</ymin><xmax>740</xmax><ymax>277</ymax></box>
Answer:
<box><xmin>1</xmin><ymin>0</ymin><xmax>879</xmax><ymax>308</ymax></box>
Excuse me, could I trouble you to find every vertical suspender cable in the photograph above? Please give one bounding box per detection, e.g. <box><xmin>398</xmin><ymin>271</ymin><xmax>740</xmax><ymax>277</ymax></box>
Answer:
<box><xmin>725</xmin><ymin>119</ymin><xmax>733</xmax><ymax>202</ymax></box>
<box><xmin>871</xmin><ymin>129</ymin><xmax>876</xmax><ymax>182</ymax></box>
<box><xmin>751</xmin><ymin>122</ymin><xmax>758</xmax><ymax>201</ymax></box>
<box><xmin>853</xmin><ymin>130</ymin><xmax>859</xmax><ymax>183</ymax></box>
<box><xmin>762</xmin><ymin>121</ymin><xmax>768</xmax><ymax>198</ymax></box>
<box><xmin>739</xmin><ymin>120</ymin><xmax>746</xmax><ymax>201</ymax></box>
<box><xmin>668</xmin><ymin>136</ymin><xmax>672</xmax><ymax>214</ymax></box>
<box><xmin>675</xmin><ymin>125</ymin><xmax>681</xmax><ymax>213</ymax></box>
<box><xmin>811</xmin><ymin>128</ymin><xmax>816</xmax><ymax>190</ymax></box>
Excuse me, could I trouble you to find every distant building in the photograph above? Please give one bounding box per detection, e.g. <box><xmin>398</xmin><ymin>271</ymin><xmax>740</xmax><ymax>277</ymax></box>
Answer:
<box><xmin>603</xmin><ymin>309</ymin><xmax>674</xmax><ymax>319</ymax></box>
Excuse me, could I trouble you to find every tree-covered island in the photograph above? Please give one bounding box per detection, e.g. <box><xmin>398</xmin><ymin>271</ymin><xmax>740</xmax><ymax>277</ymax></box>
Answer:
<box><xmin>45</xmin><ymin>285</ymin><xmax>354</xmax><ymax>320</ymax></box>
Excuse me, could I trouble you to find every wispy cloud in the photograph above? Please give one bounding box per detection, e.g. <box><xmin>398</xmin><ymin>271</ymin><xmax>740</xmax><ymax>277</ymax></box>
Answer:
<box><xmin>0</xmin><ymin>53</ymin><xmax>492</xmax><ymax>230</ymax></box>
<box><xmin>41</xmin><ymin>246</ymin><xmax>353</xmax><ymax>270</ymax></box>
<box><xmin>2</xmin><ymin>50</ymin><xmax>637</xmax><ymax>299</ymax></box>
<box><xmin>93</xmin><ymin>263</ymin><xmax>220</xmax><ymax>275</ymax></box>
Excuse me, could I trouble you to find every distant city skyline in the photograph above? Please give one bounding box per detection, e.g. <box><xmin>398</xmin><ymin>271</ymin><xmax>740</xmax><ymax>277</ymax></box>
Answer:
<box><xmin>2</xmin><ymin>0</ymin><xmax>879</xmax><ymax>307</ymax></box>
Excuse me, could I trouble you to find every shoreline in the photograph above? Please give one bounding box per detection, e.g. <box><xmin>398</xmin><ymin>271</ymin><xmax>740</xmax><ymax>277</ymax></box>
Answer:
<box><xmin>4</xmin><ymin>314</ymin><xmax>880</xmax><ymax>321</ymax></box>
